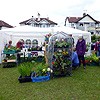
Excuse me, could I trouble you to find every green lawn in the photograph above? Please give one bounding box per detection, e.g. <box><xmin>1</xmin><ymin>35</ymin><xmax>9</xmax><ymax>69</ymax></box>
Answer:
<box><xmin>0</xmin><ymin>66</ymin><xmax>100</xmax><ymax>100</ymax></box>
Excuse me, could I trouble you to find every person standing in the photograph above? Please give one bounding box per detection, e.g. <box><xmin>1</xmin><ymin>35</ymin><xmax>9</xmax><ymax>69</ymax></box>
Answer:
<box><xmin>76</xmin><ymin>35</ymin><xmax>86</xmax><ymax>69</ymax></box>
<box><xmin>94</xmin><ymin>39</ymin><xmax>100</xmax><ymax>57</ymax></box>
<box><xmin>5</xmin><ymin>40</ymin><xmax>12</xmax><ymax>48</ymax></box>
<box><xmin>16</xmin><ymin>40</ymin><xmax>24</xmax><ymax>50</ymax></box>
<box><xmin>5</xmin><ymin>40</ymin><xmax>13</xmax><ymax>57</ymax></box>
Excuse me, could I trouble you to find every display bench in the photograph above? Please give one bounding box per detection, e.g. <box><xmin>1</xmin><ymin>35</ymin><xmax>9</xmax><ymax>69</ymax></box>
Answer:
<box><xmin>1</xmin><ymin>50</ymin><xmax>18</xmax><ymax>68</ymax></box>
<box><xmin>15</xmin><ymin>50</ymin><xmax>45</xmax><ymax>63</ymax></box>
<box><xmin>30</xmin><ymin>50</ymin><xmax>44</xmax><ymax>57</ymax></box>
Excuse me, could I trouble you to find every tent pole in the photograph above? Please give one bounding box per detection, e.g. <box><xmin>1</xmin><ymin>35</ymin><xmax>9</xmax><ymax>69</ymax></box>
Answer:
<box><xmin>44</xmin><ymin>42</ymin><xmax>48</xmax><ymax>64</ymax></box>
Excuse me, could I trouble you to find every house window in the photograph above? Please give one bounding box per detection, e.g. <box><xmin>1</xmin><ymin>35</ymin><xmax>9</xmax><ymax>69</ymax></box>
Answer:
<box><xmin>80</xmin><ymin>23</ymin><xmax>83</xmax><ymax>26</ymax></box>
<box><xmin>47</xmin><ymin>24</ymin><xmax>50</xmax><ymax>27</ymax></box>
<box><xmin>32</xmin><ymin>39</ymin><xmax>38</xmax><ymax>47</ymax></box>
<box><xmin>43</xmin><ymin>24</ymin><xmax>45</xmax><ymax>27</ymax></box>
<box><xmin>71</xmin><ymin>24</ymin><xmax>74</xmax><ymax>27</ymax></box>
<box><xmin>91</xmin><ymin>23</ymin><xmax>95</xmax><ymax>27</ymax></box>
<box><xmin>91</xmin><ymin>32</ymin><xmax>94</xmax><ymax>34</ymax></box>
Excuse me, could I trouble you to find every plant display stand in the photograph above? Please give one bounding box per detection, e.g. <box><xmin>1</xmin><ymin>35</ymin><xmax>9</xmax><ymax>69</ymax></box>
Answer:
<box><xmin>1</xmin><ymin>50</ymin><xmax>18</xmax><ymax>68</ymax></box>
<box><xmin>47</xmin><ymin>32</ymin><xmax>73</xmax><ymax>77</ymax></box>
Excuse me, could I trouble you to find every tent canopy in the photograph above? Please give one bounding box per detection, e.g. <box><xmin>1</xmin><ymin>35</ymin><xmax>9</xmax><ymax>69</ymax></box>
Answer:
<box><xmin>0</xmin><ymin>25</ymin><xmax>91</xmax><ymax>45</ymax></box>
<box><xmin>0</xmin><ymin>25</ymin><xmax>90</xmax><ymax>34</ymax></box>
<box><xmin>0</xmin><ymin>25</ymin><xmax>91</xmax><ymax>63</ymax></box>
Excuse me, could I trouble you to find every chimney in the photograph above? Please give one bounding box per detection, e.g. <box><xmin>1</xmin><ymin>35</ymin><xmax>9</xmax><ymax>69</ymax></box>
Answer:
<box><xmin>83</xmin><ymin>10</ymin><xmax>87</xmax><ymax>16</ymax></box>
<box><xmin>31</xmin><ymin>16</ymin><xmax>35</xmax><ymax>26</ymax></box>
<box><xmin>37</xmin><ymin>13</ymin><xmax>40</xmax><ymax>21</ymax></box>
<box><xmin>47</xmin><ymin>17</ymin><xmax>49</xmax><ymax>20</ymax></box>
<box><xmin>83</xmin><ymin>13</ymin><xmax>86</xmax><ymax>16</ymax></box>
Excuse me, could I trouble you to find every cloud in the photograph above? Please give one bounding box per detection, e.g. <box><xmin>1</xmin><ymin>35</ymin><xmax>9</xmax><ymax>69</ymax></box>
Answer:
<box><xmin>0</xmin><ymin>0</ymin><xmax>100</xmax><ymax>26</ymax></box>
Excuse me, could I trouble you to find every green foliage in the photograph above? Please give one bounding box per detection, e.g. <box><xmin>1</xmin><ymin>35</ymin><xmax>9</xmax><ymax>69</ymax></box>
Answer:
<box><xmin>7</xmin><ymin>54</ymin><xmax>16</xmax><ymax>59</ymax></box>
<box><xmin>55</xmin><ymin>41</ymin><xmax>71</xmax><ymax>48</ymax></box>
<box><xmin>86</xmin><ymin>42</ymin><xmax>91</xmax><ymax>51</ymax></box>
<box><xmin>85</xmin><ymin>52</ymin><xmax>99</xmax><ymax>62</ymax></box>
<box><xmin>4</xmin><ymin>46</ymin><xmax>21</xmax><ymax>53</ymax></box>
<box><xmin>53</xmin><ymin>40</ymin><xmax>72</xmax><ymax>76</ymax></box>
<box><xmin>91</xmin><ymin>34</ymin><xmax>100</xmax><ymax>43</ymax></box>
<box><xmin>32</xmin><ymin>63</ymin><xmax>50</xmax><ymax>76</ymax></box>
<box><xmin>18</xmin><ymin>62</ymin><xmax>34</xmax><ymax>77</ymax></box>
<box><xmin>4</xmin><ymin>46</ymin><xmax>16</xmax><ymax>51</ymax></box>
<box><xmin>18</xmin><ymin>61</ymin><xmax>51</xmax><ymax>77</ymax></box>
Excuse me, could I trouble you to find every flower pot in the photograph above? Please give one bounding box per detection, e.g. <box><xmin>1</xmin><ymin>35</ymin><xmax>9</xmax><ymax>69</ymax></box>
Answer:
<box><xmin>85</xmin><ymin>60</ymin><xmax>90</xmax><ymax>64</ymax></box>
<box><xmin>18</xmin><ymin>76</ymin><xmax>32</xmax><ymax>83</ymax></box>
<box><xmin>31</xmin><ymin>72</ymin><xmax>50</xmax><ymax>82</ymax></box>
<box><xmin>2</xmin><ymin>62</ymin><xmax>16</xmax><ymax>68</ymax></box>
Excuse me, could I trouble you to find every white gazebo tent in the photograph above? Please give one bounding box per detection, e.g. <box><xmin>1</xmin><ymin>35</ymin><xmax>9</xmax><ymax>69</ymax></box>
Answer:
<box><xmin>0</xmin><ymin>25</ymin><xmax>91</xmax><ymax>63</ymax></box>
<box><xmin>52</xmin><ymin>26</ymin><xmax>91</xmax><ymax>45</ymax></box>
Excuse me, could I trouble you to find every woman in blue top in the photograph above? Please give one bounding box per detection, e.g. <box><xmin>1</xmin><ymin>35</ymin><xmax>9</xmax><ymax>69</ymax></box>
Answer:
<box><xmin>72</xmin><ymin>47</ymin><xmax>79</xmax><ymax>70</ymax></box>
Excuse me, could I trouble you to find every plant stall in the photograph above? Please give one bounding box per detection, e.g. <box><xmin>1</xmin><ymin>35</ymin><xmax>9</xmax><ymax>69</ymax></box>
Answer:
<box><xmin>1</xmin><ymin>46</ymin><xmax>21</xmax><ymax>68</ymax></box>
<box><xmin>85</xmin><ymin>52</ymin><xmax>100</xmax><ymax>66</ymax></box>
<box><xmin>31</xmin><ymin>63</ymin><xmax>52</xmax><ymax>82</ymax></box>
<box><xmin>47</xmin><ymin>32</ymin><xmax>73</xmax><ymax>77</ymax></box>
<box><xmin>18</xmin><ymin>61</ymin><xmax>53</xmax><ymax>83</ymax></box>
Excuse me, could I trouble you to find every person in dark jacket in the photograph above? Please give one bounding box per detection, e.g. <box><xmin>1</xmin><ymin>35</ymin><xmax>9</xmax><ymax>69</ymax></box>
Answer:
<box><xmin>94</xmin><ymin>39</ymin><xmax>100</xmax><ymax>57</ymax></box>
<box><xmin>76</xmin><ymin>35</ymin><xmax>86</xmax><ymax>69</ymax></box>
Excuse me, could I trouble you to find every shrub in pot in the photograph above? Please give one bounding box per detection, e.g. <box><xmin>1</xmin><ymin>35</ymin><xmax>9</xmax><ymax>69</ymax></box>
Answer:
<box><xmin>18</xmin><ymin>62</ymin><xmax>34</xmax><ymax>83</ymax></box>
<box><xmin>31</xmin><ymin>63</ymin><xmax>53</xmax><ymax>82</ymax></box>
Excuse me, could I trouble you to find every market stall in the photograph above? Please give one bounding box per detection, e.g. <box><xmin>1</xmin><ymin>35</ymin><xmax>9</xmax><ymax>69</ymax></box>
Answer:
<box><xmin>0</xmin><ymin>26</ymin><xmax>91</xmax><ymax>63</ymax></box>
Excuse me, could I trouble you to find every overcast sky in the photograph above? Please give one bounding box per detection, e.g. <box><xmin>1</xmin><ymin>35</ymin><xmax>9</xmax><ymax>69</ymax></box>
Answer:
<box><xmin>0</xmin><ymin>0</ymin><xmax>100</xmax><ymax>26</ymax></box>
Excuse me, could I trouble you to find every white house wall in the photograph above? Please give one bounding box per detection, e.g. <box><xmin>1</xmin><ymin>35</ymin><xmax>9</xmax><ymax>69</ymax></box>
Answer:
<box><xmin>79</xmin><ymin>16</ymin><xmax>95</xmax><ymax>23</ymax></box>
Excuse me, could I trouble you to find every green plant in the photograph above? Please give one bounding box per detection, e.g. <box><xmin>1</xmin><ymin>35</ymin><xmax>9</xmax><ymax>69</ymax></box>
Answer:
<box><xmin>32</xmin><ymin>63</ymin><xmax>52</xmax><ymax>77</ymax></box>
<box><xmin>18</xmin><ymin>62</ymin><xmax>34</xmax><ymax>77</ymax></box>
<box><xmin>18</xmin><ymin>61</ymin><xmax>52</xmax><ymax>77</ymax></box>
<box><xmin>55</xmin><ymin>41</ymin><xmax>70</xmax><ymax>48</ymax></box>
<box><xmin>91</xmin><ymin>34</ymin><xmax>100</xmax><ymax>43</ymax></box>
<box><xmin>86</xmin><ymin>42</ymin><xmax>91</xmax><ymax>51</ymax></box>
<box><xmin>85</xmin><ymin>52</ymin><xmax>99</xmax><ymax>62</ymax></box>
<box><xmin>4</xmin><ymin>46</ymin><xmax>16</xmax><ymax>51</ymax></box>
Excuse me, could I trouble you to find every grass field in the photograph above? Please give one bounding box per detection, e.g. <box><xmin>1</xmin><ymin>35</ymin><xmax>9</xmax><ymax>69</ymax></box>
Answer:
<box><xmin>0</xmin><ymin>65</ymin><xmax>100</xmax><ymax>100</ymax></box>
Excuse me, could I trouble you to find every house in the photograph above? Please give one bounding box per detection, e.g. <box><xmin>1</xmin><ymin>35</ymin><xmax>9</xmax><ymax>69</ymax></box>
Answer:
<box><xmin>0</xmin><ymin>20</ymin><xmax>13</xmax><ymax>30</ymax></box>
<box><xmin>65</xmin><ymin>13</ymin><xmax>100</xmax><ymax>34</ymax></box>
<box><xmin>19</xmin><ymin>13</ymin><xmax>57</xmax><ymax>28</ymax></box>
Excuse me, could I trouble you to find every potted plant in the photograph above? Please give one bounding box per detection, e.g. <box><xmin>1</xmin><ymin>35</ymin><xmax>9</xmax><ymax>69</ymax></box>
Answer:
<box><xmin>52</xmin><ymin>49</ymin><xmax>71</xmax><ymax>77</ymax></box>
<box><xmin>54</xmin><ymin>40</ymin><xmax>70</xmax><ymax>48</ymax></box>
<box><xmin>18</xmin><ymin>62</ymin><xmax>33</xmax><ymax>83</ymax></box>
<box><xmin>85</xmin><ymin>52</ymin><xmax>99</xmax><ymax>66</ymax></box>
<box><xmin>31</xmin><ymin>63</ymin><xmax>53</xmax><ymax>82</ymax></box>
